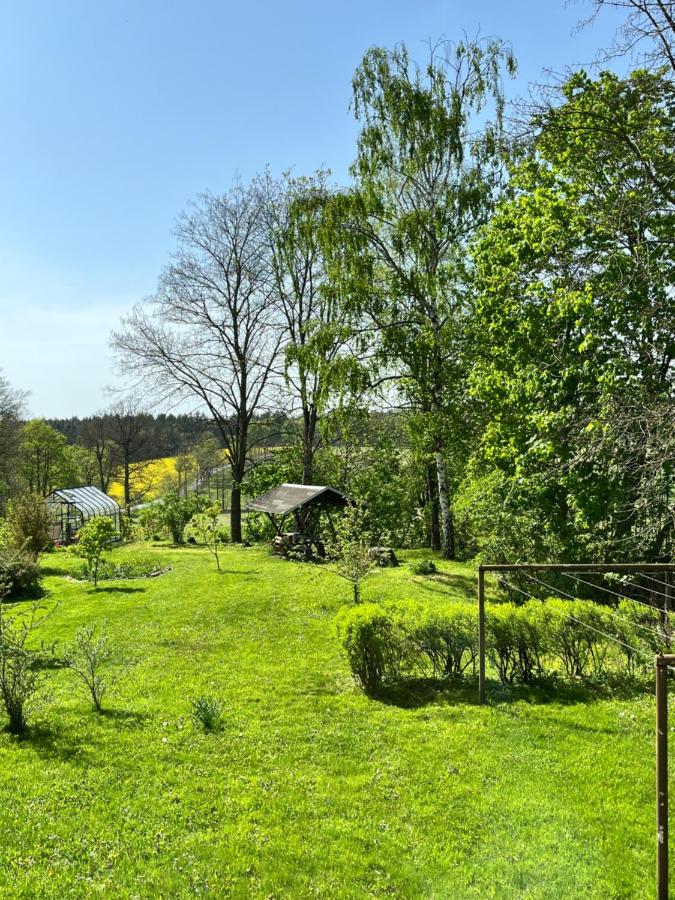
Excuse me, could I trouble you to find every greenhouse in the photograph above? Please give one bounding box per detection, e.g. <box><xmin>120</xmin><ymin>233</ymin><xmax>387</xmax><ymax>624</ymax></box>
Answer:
<box><xmin>45</xmin><ymin>486</ymin><xmax>122</xmax><ymax>546</ymax></box>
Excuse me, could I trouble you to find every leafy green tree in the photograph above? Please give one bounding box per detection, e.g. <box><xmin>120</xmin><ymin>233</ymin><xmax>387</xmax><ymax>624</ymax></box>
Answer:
<box><xmin>19</xmin><ymin>419</ymin><xmax>67</xmax><ymax>497</ymax></box>
<box><xmin>62</xmin><ymin>445</ymin><xmax>99</xmax><ymax>487</ymax></box>
<box><xmin>0</xmin><ymin>371</ymin><xmax>26</xmax><ymax>514</ymax></box>
<box><xmin>75</xmin><ymin>517</ymin><xmax>116</xmax><ymax>586</ymax></box>
<box><xmin>469</xmin><ymin>68</ymin><xmax>675</xmax><ymax>561</ymax></box>
<box><xmin>264</xmin><ymin>170</ymin><xmax>357</xmax><ymax>484</ymax></box>
<box><xmin>323</xmin><ymin>38</ymin><xmax>516</xmax><ymax>558</ymax></box>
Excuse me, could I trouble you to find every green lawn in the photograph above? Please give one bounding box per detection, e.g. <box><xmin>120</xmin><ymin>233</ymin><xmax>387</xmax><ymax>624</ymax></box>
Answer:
<box><xmin>0</xmin><ymin>543</ymin><xmax>663</xmax><ymax>897</ymax></box>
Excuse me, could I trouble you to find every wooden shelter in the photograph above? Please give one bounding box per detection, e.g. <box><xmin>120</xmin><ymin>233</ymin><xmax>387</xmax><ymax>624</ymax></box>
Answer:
<box><xmin>247</xmin><ymin>483</ymin><xmax>349</xmax><ymax>557</ymax></box>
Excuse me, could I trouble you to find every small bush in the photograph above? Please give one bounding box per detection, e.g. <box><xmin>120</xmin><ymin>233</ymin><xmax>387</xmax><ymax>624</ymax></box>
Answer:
<box><xmin>191</xmin><ymin>695</ymin><xmax>225</xmax><ymax>733</ymax></box>
<box><xmin>158</xmin><ymin>492</ymin><xmax>207</xmax><ymax>544</ymax></box>
<box><xmin>546</xmin><ymin>599</ymin><xmax>613</xmax><ymax>677</ymax></box>
<box><xmin>337</xmin><ymin>603</ymin><xmax>404</xmax><ymax>692</ymax></box>
<box><xmin>74</xmin><ymin>555</ymin><xmax>161</xmax><ymax>581</ymax></box>
<box><xmin>65</xmin><ymin>620</ymin><xmax>113</xmax><ymax>712</ymax></box>
<box><xmin>0</xmin><ymin>597</ymin><xmax>54</xmax><ymax>734</ymax></box>
<box><xmin>0</xmin><ymin>547</ymin><xmax>42</xmax><ymax>599</ymax></box>
<box><xmin>611</xmin><ymin>599</ymin><xmax>664</xmax><ymax>675</ymax></box>
<box><xmin>411</xmin><ymin>559</ymin><xmax>437</xmax><ymax>576</ymax></box>
<box><xmin>403</xmin><ymin>601</ymin><xmax>478</xmax><ymax>677</ymax></box>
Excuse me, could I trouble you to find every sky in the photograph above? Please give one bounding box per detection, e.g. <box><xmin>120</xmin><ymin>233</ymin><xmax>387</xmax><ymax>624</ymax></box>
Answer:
<box><xmin>0</xmin><ymin>0</ymin><xmax>625</xmax><ymax>418</ymax></box>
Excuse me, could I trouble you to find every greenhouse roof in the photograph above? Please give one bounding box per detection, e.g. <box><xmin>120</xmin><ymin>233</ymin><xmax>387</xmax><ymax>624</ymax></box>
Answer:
<box><xmin>247</xmin><ymin>483</ymin><xmax>348</xmax><ymax>517</ymax></box>
<box><xmin>46</xmin><ymin>486</ymin><xmax>120</xmax><ymax>517</ymax></box>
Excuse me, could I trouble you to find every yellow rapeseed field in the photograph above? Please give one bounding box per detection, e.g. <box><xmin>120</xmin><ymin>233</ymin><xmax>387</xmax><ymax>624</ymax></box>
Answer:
<box><xmin>108</xmin><ymin>456</ymin><xmax>179</xmax><ymax>504</ymax></box>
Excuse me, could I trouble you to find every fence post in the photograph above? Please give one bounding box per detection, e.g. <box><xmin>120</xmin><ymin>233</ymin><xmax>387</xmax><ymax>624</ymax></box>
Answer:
<box><xmin>478</xmin><ymin>566</ymin><xmax>486</xmax><ymax>705</ymax></box>
<box><xmin>656</xmin><ymin>654</ymin><xmax>669</xmax><ymax>900</ymax></box>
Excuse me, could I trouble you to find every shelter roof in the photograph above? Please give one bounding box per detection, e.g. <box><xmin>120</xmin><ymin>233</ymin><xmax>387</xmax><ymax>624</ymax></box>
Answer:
<box><xmin>247</xmin><ymin>483</ymin><xmax>348</xmax><ymax>517</ymax></box>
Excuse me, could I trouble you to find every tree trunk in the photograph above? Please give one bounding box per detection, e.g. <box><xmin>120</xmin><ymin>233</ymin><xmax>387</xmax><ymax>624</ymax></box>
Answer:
<box><xmin>302</xmin><ymin>407</ymin><xmax>318</xmax><ymax>485</ymax></box>
<box><xmin>435</xmin><ymin>451</ymin><xmax>455</xmax><ymax>560</ymax></box>
<box><xmin>123</xmin><ymin>453</ymin><xmax>131</xmax><ymax>507</ymax></box>
<box><xmin>230</xmin><ymin>482</ymin><xmax>242</xmax><ymax>543</ymax></box>
<box><xmin>427</xmin><ymin>464</ymin><xmax>441</xmax><ymax>551</ymax></box>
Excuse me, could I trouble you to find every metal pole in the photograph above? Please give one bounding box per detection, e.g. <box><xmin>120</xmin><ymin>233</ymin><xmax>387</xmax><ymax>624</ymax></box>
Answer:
<box><xmin>478</xmin><ymin>566</ymin><xmax>486</xmax><ymax>705</ymax></box>
<box><xmin>657</xmin><ymin>655</ymin><xmax>669</xmax><ymax>900</ymax></box>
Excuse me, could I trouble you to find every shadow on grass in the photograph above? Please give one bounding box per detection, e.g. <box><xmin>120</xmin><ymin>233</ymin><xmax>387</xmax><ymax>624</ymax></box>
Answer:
<box><xmin>7</xmin><ymin>724</ymin><xmax>88</xmax><ymax>763</ymax></box>
<box><xmin>415</xmin><ymin>573</ymin><xmax>476</xmax><ymax>601</ymax></box>
<box><xmin>39</xmin><ymin>565</ymin><xmax>70</xmax><ymax>577</ymax></box>
<box><xmin>98</xmin><ymin>708</ymin><xmax>149</xmax><ymax>727</ymax></box>
<box><xmin>371</xmin><ymin>673</ymin><xmax>651</xmax><ymax>709</ymax></box>
<box><xmin>90</xmin><ymin>586</ymin><xmax>147</xmax><ymax>595</ymax></box>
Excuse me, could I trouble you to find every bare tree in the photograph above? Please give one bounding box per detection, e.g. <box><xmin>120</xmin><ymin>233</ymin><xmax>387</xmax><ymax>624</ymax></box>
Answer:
<box><xmin>79</xmin><ymin>415</ymin><xmax>119</xmax><ymax>493</ymax></box>
<box><xmin>112</xmin><ymin>182</ymin><xmax>283</xmax><ymax>541</ymax></box>
<box><xmin>583</xmin><ymin>1</ymin><xmax>675</xmax><ymax>74</ymax></box>
<box><xmin>107</xmin><ymin>401</ymin><xmax>154</xmax><ymax>507</ymax></box>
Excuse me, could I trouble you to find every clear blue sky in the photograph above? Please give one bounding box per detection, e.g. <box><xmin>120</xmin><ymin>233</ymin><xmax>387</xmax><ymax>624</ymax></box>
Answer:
<box><xmin>0</xmin><ymin>0</ymin><xmax>623</xmax><ymax>417</ymax></box>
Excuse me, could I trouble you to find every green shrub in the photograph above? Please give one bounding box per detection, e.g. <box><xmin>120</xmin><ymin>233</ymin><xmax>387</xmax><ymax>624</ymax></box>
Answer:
<box><xmin>65</xmin><ymin>621</ymin><xmax>113</xmax><ymax>712</ymax></box>
<box><xmin>486</xmin><ymin>603</ymin><xmax>522</xmax><ymax>684</ymax></box>
<box><xmin>611</xmin><ymin>599</ymin><xmax>664</xmax><ymax>675</ymax></box>
<box><xmin>6</xmin><ymin>493</ymin><xmax>52</xmax><ymax>558</ymax></box>
<box><xmin>157</xmin><ymin>492</ymin><xmax>207</xmax><ymax>544</ymax></box>
<box><xmin>0</xmin><ymin>547</ymin><xmax>42</xmax><ymax>598</ymax></box>
<box><xmin>74</xmin><ymin>555</ymin><xmax>161</xmax><ymax>581</ymax></box>
<box><xmin>137</xmin><ymin>506</ymin><xmax>166</xmax><ymax>541</ymax></box>
<box><xmin>404</xmin><ymin>601</ymin><xmax>478</xmax><ymax>677</ymax></box>
<box><xmin>337</xmin><ymin>603</ymin><xmax>404</xmax><ymax>692</ymax></box>
<box><xmin>191</xmin><ymin>695</ymin><xmax>225</xmax><ymax>733</ymax></box>
<box><xmin>546</xmin><ymin>599</ymin><xmax>613</xmax><ymax>677</ymax></box>
<box><xmin>411</xmin><ymin>559</ymin><xmax>437</xmax><ymax>576</ymax></box>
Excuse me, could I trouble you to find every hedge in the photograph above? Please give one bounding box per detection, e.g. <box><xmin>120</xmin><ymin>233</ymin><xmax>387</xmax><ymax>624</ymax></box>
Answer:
<box><xmin>337</xmin><ymin>597</ymin><xmax>665</xmax><ymax>693</ymax></box>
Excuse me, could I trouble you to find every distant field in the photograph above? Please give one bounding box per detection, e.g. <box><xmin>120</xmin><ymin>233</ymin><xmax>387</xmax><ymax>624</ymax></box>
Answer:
<box><xmin>108</xmin><ymin>456</ymin><xmax>179</xmax><ymax>504</ymax></box>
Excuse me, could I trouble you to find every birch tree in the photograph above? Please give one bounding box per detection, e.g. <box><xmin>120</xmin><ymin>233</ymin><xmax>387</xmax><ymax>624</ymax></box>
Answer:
<box><xmin>324</xmin><ymin>38</ymin><xmax>516</xmax><ymax>557</ymax></box>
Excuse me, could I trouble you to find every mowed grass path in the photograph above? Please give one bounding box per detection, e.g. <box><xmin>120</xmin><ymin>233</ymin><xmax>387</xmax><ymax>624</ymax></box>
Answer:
<box><xmin>0</xmin><ymin>544</ymin><xmax>662</xmax><ymax>897</ymax></box>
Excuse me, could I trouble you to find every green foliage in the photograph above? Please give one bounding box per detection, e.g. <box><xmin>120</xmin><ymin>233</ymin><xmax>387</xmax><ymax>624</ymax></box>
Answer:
<box><xmin>336</xmin><ymin>603</ymin><xmax>404</xmax><ymax>692</ymax></box>
<box><xmin>74</xmin><ymin>554</ymin><xmax>161</xmax><ymax>581</ymax></box>
<box><xmin>410</xmin><ymin>559</ymin><xmax>437</xmax><ymax>576</ymax></box>
<box><xmin>136</xmin><ymin>505</ymin><xmax>166</xmax><ymax>541</ymax></box>
<box><xmin>0</xmin><ymin>546</ymin><xmax>42</xmax><ymax>598</ymax></box>
<box><xmin>468</xmin><ymin>68</ymin><xmax>675</xmax><ymax>561</ymax></box>
<box><xmin>0</xmin><ymin>599</ymin><xmax>53</xmax><ymax>734</ymax></box>
<box><xmin>187</xmin><ymin>504</ymin><xmax>227</xmax><ymax>571</ymax></box>
<box><xmin>74</xmin><ymin>516</ymin><xmax>117</xmax><ymax>587</ymax></box>
<box><xmin>157</xmin><ymin>492</ymin><xmax>206</xmax><ymax>544</ymax></box>
<box><xmin>328</xmin><ymin>502</ymin><xmax>374</xmax><ymax>603</ymax></box>
<box><xmin>6</xmin><ymin>493</ymin><xmax>52</xmax><ymax>558</ymax></box>
<box><xmin>19</xmin><ymin>419</ymin><xmax>68</xmax><ymax>497</ymax></box>
<box><xmin>323</xmin><ymin>38</ymin><xmax>517</xmax><ymax>558</ymax></box>
<box><xmin>401</xmin><ymin>600</ymin><xmax>478</xmax><ymax>677</ymax></box>
<box><xmin>190</xmin><ymin>695</ymin><xmax>225</xmax><ymax>733</ymax></box>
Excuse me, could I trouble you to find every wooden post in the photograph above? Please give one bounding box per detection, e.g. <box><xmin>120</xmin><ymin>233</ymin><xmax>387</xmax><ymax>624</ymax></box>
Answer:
<box><xmin>656</xmin><ymin>655</ymin><xmax>669</xmax><ymax>900</ymax></box>
<box><xmin>478</xmin><ymin>566</ymin><xmax>486</xmax><ymax>705</ymax></box>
